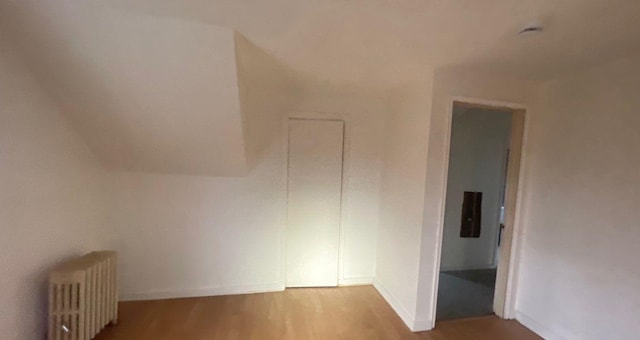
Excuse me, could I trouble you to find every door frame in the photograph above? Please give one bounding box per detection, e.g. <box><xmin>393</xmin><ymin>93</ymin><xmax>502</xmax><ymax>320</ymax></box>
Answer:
<box><xmin>281</xmin><ymin>112</ymin><xmax>350</xmax><ymax>287</ymax></box>
<box><xmin>430</xmin><ymin>96</ymin><xmax>528</xmax><ymax>324</ymax></box>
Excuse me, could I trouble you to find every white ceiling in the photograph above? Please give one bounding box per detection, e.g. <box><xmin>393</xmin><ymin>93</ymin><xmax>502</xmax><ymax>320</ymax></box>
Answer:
<box><xmin>2</xmin><ymin>0</ymin><xmax>639</xmax><ymax>175</ymax></box>
<box><xmin>3</xmin><ymin>0</ymin><xmax>639</xmax><ymax>90</ymax></box>
<box><xmin>0</xmin><ymin>2</ymin><xmax>250</xmax><ymax>176</ymax></box>
<box><xmin>99</xmin><ymin>0</ymin><xmax>640</xmax><ymax>87</ymax></box>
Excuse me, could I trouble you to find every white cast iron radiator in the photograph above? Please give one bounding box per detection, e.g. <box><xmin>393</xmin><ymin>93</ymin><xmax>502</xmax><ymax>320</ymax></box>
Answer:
<box><xmin>48</xmin><ymin>251</ymin><xmax>118</xmax><ymax>340</ymax></box>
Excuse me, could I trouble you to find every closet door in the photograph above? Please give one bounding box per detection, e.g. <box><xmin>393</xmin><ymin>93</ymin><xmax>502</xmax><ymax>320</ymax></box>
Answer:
<box><xmin>286</xmin><ymin>119</ymin><xmax>344</xmax><ymax>287</ymax></box>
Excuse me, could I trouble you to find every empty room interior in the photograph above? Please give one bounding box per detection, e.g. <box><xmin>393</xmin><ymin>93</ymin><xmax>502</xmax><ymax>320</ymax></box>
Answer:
<box><xmin>1</xmin><ymin>1</ymin><xmax>639</xmax><ymax>339</ymax></box>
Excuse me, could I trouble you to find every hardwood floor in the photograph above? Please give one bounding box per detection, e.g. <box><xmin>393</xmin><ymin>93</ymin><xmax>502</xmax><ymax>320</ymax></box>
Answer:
<box><xmin>95</xmin><ymin>286</ymin><xmax>540</xmax><ymax>340</ymax></box>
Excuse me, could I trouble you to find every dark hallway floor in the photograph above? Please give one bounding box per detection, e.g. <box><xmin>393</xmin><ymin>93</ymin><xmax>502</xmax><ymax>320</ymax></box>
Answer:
<box><xmin>436</xmin><ymin>268</ymin><xmax>497</xmax><ymax>321</ymax></box>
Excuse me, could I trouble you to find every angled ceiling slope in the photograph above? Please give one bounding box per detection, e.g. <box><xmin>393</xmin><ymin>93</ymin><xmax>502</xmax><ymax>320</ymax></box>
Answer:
<box><xmin>3</xmin><ymin>2</ymin><xmax>250</xmax><ymax>176</ymax></box>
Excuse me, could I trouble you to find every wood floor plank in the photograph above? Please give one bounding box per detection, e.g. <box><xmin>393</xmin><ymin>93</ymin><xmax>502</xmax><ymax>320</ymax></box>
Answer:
<box><xmin>95</xmin><ymin>286</ymin><xmax>540</xmax><ymax>340</ymax></box>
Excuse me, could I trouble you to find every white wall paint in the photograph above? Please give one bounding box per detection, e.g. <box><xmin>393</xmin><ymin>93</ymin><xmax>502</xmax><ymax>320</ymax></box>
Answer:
<box><xmin>108</xmin><ymin>44</ymin><xmax>294</xmax><ymax>300</ymax></box>
<box><xmin>415</xmin><ymin>69</ymin><xmax>536</xmax><ymax>329</ymax></box>
<box><xmin>291</xmin><ymin>81</ymin><xmax>388</xmax><ymax>285</ymax></box>
<box><xmin>0</xmin><ymin>38</ymin><xmax>109</xmax><ymax>339</ymax></box>
<box><xmin>1</xmin><ymin>2</ymin><xmax>639</xmax><ymax>339</ymax></box>
<box><xmin>108</xmin><ymin>145</ymin><xmax>287</xmax><ymax>300</ymax></box>
<box><xmin>2</xmin><ymin>2</ymin><xmax>248</xmax><ymax>176</ymax></box>
<box><xmin>375</xmin><ymin>81</ymin><xmax>434</xmax><ymax>331</ymax></box>
<box><xmin>109</xmin><ymin>58</ymin><xmax>388</xmax><ymax>299</ymax></box>
<box><xmin>440</xmin><ymin>108</ymin><xmax>511</xmax><ymax>271</ymax></box>
<box><xmin>235</xmin><ymin>33</ymin><xmax>300</xmax><ymax>171</ymax></box>
<box><xmin>514</xmin><ymin>54</ymin><xmax>640</xmax><ymax>340</ymax></box>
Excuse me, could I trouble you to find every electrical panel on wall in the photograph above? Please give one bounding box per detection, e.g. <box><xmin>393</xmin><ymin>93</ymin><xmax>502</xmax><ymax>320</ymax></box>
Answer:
<box><xmin>460</xmin><ymin>191</ymin><xmax>482</xmax><ymax>238</ymax></box>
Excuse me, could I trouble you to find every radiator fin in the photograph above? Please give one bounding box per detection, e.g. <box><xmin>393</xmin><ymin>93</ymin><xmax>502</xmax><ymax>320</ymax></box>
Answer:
<box><xmin>48</xmin><ymin>251</ymin><xmax>117</xmax><ymax>340</ymax></box>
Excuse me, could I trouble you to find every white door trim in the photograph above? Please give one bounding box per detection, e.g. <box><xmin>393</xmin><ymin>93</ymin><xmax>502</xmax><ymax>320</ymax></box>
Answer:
<box><xmin>429</xmin><ymin>96</ymin><xmax>529</xmax><ymax>327</ymax></box>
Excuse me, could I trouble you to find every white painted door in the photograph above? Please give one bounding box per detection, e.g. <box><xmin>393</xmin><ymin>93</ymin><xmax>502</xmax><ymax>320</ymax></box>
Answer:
<box><xmin>286</xmin><ymin>118</ymin><xmax>344</xmax><ymax>287</ymax></box>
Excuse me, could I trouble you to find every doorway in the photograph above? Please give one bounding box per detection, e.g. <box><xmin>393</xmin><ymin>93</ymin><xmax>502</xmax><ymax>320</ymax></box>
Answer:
<box><xmin>435</xmin><ymin>101</ymin><xmax>525</xmax><ymax>321</ymax></box>
<box><xmin>285</xmin><ymin>118</ymin><xmax>345</xmax><ymax>287</ymax></box>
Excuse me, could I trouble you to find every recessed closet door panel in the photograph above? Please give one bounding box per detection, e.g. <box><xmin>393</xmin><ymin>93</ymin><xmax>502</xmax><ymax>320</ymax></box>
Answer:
<box><xmin>286</xmin><ymin>119</ymin><xmax>344</xmax><ymax>287</ymax></box>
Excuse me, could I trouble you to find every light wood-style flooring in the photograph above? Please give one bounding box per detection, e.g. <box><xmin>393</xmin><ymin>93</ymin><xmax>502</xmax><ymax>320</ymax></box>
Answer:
<box><xmin>95</xmin><ymin>286</ymin><xmax>540</xmax><ymax>340</ymax></box>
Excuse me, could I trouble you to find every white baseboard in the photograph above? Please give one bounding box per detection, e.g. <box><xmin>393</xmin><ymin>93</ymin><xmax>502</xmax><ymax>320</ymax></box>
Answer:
<box><xmin>516</xmin><ymin>311</ymin><xmax>567</xmax><ymax>340</ymax></box>
<box><xmin>411</xmin><ymin>318</ymin><xmax>433</xmax><ymax>332</ymax></box>
<box><xmin>373</xmin><ymin>279</ymin><xmax>432</xmax><ymax>332</ymax></box>
<box><xmin>120</xmin><ymin>282</ymin><xmax>285</xmax><ymax>301</ymax></box>
<box><xmin>439</xmin><ymin>263</ymin><xmax>496</xmax><ymax>272</ymax></box>
<box><xmin>338</xmin><ymin>277</ymin><xmax>373</xmax><ymax>286</ymax></box>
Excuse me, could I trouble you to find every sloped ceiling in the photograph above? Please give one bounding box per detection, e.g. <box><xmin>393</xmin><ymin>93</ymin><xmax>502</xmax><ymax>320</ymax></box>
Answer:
<box><xmin>1</xmin><ymin>2</ymin><xmax>249</xmax><ymax>176</ymax></box>
<box><xmin>100</xmin><ymin>0</ymin><xmax>640</xmax><ymax>86</ymax></box>
<box><xmin>2</xmin><ymin>0</ymin><xmax>640</xmax><ymax>175</ymax></box>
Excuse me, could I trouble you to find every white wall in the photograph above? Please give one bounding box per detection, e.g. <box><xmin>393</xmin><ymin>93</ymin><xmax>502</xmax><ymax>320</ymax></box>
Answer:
<box><xmin>235</xmin><ymin>33</ymin><xmax>300</xmax><ymax>171</ymax></box>
<box><xmin>108</xmin><ymin>147</ymin><xmax>287</xmax><ymax>299</ymax></box>
<box><xmin>2</xmin><ymin>2</ymin><xmax>638</xmax><ymax>338</ymax></box>
<box><xmin>1</xmin><ymin>13</ymin><xmax>388</xmax><ymax>319</ymax></box>
<box><xmin>514</xmin><ymin>54</ymin><xmax>640</xmax><ymax>339</ymax></box>
<box><xmin>108</xmin><ymin>43</ymin><xmax>294</xmax><ymax>300</ymax></box>
<box><xmin>0</xmin><ymin>38</ymin><xmax>109</xmax><ymax>339</ymax></box>
<box><xmin>375</xmin><ymin>81</ymin><xmax>434</xmax><ymax>331</ymax></box>
<box><xmin>109</xmin><ymin>62</ymin><xmax>388</xmax><ymax>299</ymax></box>
<box><xmin>440</xmin><ymin>107</ymin><xmax>511</xmax><ymax>271</ymax></box>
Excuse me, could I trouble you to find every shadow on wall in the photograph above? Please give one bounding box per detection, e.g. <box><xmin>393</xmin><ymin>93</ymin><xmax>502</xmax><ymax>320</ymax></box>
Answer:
<box><xmin>0</xmin><ymin>1</ymin><xmax>133</xmax><ymax>166</ymax></box>
<box><xmin>1</xmin><ymin>2</ymin><xmax>303</xmax><ymax>178</ymax></box>
<box><xmin>234</xmin><ymin>32</ymin><xmax>300</xmax><ymax>170</ymax></box>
